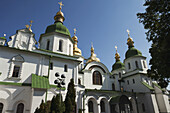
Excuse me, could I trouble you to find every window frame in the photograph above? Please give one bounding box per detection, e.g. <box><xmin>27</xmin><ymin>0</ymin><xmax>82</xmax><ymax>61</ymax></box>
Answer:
<box><xmin>128</xmin><ymin>63</ymin><xmax>131</xmax><ymax>69</ymax></box>
<box><xmin>64</xmin><ymin>64</ymin><xmax>68</xmax><ymax>72</ymax></box>
<box><xmin>93</xmin><ymin>71</ymin><xmax>102</xmax><ymax>85</ymax></box>
<box><xmin>58</xmin><ymin>40</ymin><xmax>63</xmax><ymax>52</ymax></box>
<box><xmin>16</xmin><ymin>103</ymin><xmax>24</xmax><ymax>113</ymax></box>
<box><xmin>100</xmin><ymin>100</ymin><xmax>105</xmax><ymax>112</ymax></box>
<box><xmin>135</xmin><ymin>61</ymin><xmax>139</xmax><ymax>69</ymax></box>
<box><xmin>12</xmin><ymin>65</ymin><xmax>20</xmax><ymax>77</ymax></box>
<box><xmin>46</xmin><ymin>40</ymin><xmax>50</xmax><ymax>50</ymax></box>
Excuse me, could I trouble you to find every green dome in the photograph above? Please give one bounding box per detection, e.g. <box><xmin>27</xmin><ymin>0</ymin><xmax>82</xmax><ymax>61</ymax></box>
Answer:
<box><xmin>125</xmin><ymin>47</ymin><xmax>142</xmax><ymax>59</ymax></box>
<box><xmin>45</xmin><ymin>22</ymin><xmax>71</xmax><ymax>37</ymax></box>
<box><xmin>112</xmin><ymin>61</ymin><xmax>125</xmax><ymax>71</ymax></box>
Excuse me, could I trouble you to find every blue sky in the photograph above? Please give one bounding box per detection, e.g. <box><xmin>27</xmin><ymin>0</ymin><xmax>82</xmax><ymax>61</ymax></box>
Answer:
<box><xmin>0</xmin><ymin>0</ymin><xmax>150</xmax><ymax>71</ymax></box>
<box><xmin>1</xmin><ymin>0</ymin><xmax>169</xmax><ymax>89</ymax></box>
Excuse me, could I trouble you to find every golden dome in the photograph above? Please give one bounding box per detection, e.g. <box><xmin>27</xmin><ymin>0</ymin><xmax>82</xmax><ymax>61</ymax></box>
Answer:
<box><xmin>126</xmin><ymin>29</ymin><xmax>134</xmax><ymax>47</ymax></box>
<box><xmin>86</xmin><ymin>44</ymin><xmax>100</xmax><ymax>64</ymax></box>
<box><xmin>115</xmin><ymin>52</ymin><xmax>120</xmax><ymax>61</ymax></box>
<box><xmin>72</xmin><ymin>29</ymin><xmax>82</xmax><ymax>56</ymax></box>
<box><xmin>54</xmin><ymin>2</ymin><xmax>65</xmax><ymax>23</ymax></box>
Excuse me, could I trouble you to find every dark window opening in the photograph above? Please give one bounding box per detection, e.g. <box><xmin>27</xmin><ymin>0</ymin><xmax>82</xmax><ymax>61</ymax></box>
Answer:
<box><xmin>119</xmin><ymin>72</ymin><xmax>121</xmax><ymax>78</ymax></box>
<box><xmin>12</xmin><ymin>66</ymin><xmax>20</xmax><ymax>77</ymax></box>
<box><xmin>100</xmin><ymin>101</ymin><xmax>105</xmax><ymax>112</ymax></box>
<box><xmin>112</xmin><ymin>83</ymin><xmax>115</xmax><ymax>91</ymax></box>
<box><xmin>16</xmin><ymin>103</ymin><xmax>24</xmax><ymax>113</ymax></box>
<box><xmin>50</xmin><ymin>62</ymin><xmax>53</xmax><ymax>70</ymax></box>
<box><xmin>143</xmin><ymin>61</ymin><xmax>146</xmax><ymax>68</ymax></box>
<box><xmin>64</xmin><ymin>65</ymin><xmax>68</xmax><ymax>72</ymax></box>
<box><xmin>46</xmin><ymin>40</ymin><xmax>50</xmax><ymax>50</ymax></box>
<box><xmin>127</xmin><ymin>80</ymin><xmax>129</xmax><ymax>85</ymax></box>
<box><xmin>132</xmin><ymin>89</ymin><xmax>134</xmax><ymax>92</ymax></box>
<box><xmin>93</xmin><ymin>71</ymin><xmax>102</xmax><ymax>85</ymax></box>
<box><xmin>128</xmin><ymin>63</ymin><xmax>131</xmax><ymax>69</ymax></box>
<box><xmin>88</xmin><ymin>101</ymin><xmax>93</xmax><ymax>112</ymax></box>
<box><xmin>0</xmin><ymin>103</ymin><xmax>3</xmax><ymax>113</ymax></box>
<box><xmin>142</xmin><ymin>103</ymin><xmax>145</xmax><ymax>112</ymax></box>
<box><xmin>59</xmin><ymin>40</ymin><xmax>63</xmax><ymax>51</ymax></box>
<box><xmin>78</xmin><ymin>79</ymin><xmax>81</xmax><ymax>85</ymax></box>
<box><xmin>135</xmin><ymin>61</ymin><xmax>139</xmax><ymax>68</ymax></box>
<box><xmin>133</xmin><ymin>79</ymin><xmax>135</xmax><ymax>84</ymax></box>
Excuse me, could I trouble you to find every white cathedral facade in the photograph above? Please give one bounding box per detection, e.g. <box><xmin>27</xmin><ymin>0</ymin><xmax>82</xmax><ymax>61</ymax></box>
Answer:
<box><xmin>0</xmin><ymin>4</ymin><xmax>169</xmax><ymax>113</ymax></box>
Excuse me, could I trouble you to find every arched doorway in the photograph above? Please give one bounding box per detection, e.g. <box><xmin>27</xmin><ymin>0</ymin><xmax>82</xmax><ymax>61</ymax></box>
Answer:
<box><xmin>88</xmin><ymin>101</ymin><xmax>93</xmax><ymax>113</ymax></box>
<box><xmin>119</xmin><ymin>95</ymin><xmax>132</xmax><ymax>113</ymax></box>
<box><xmin>0</xmin><ymin>103</ymin><xmax>3</xmax><ymax>113</ymax></box>
<box><xmin>87</xmin><ymin>98</ymin><xmax>98</xmax><ymax>113</ymax></box>
<box><xmin>109</xmin><ymin>96</ymin><xmax>120</xmax><ymax>113</ymax></box>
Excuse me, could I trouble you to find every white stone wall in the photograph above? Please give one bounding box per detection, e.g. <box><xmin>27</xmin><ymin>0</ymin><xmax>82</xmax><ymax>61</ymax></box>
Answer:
<box><xmin>39</xmin><ymin>33</ymin><xmax>73</xmax><ymax>56</ymax></box>
<box><xmin>0</xmin><ymin>85</ymin><xmax>32</xmax><ymax>113</ymax></box>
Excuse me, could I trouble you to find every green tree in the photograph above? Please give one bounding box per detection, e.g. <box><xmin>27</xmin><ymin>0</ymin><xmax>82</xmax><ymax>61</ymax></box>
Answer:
<box><xmin>50</xmin><ymin>94</ymin><xmax>65</xmax><ymax>113</ymax></box>
<box><xmin>137</xmin><ymin>0</ymin><xmax>170</xmax><ymax>88</ymax></box>
<box><xmin>34</xmin><ymin>100</ymin><xmax>51</xmax><ymax>113</ymax></box>
<box><xmin>65</xmin><ymin>79</ymin><xmax>76</xmax><ymax>113</ymax></box>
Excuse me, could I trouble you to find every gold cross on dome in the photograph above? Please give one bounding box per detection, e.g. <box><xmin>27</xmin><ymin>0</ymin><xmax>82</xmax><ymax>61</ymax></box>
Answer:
<box><xmin>115</xmin><ymin>46</ymin><xmax>117</xmax><ymax>52</ymax></box>
<box><xmin>127</xmin><ymin>29</ymin><xmax>130</xmax><ymax>36</ymax></box>
<box><xmin>58</xmin><ymin>1</ymin><xmax>64</xmax><ymax>10</ymax></box>
<box><xmin>25</xmin><ymin>25</ymin><xmax>29</xmax><ymax>28</ymax></box>
<box><xmin>74</xmin><ymin>28</ymin><xmax>77</xmax><ymax>35</ymax></box>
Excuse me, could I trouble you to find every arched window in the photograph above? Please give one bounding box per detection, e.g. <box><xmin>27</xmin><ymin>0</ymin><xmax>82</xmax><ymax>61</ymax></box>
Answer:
<box><xmin>100</xmin><ymin>100</ymin><xmax>105</xmax><ymax>112</ymax></box>
<box><xmin>128</xmin><ymin>63</ymin><xmax>131</xmax><ymax>69</ymax></box>
<box><xmin>46</xmin><ymin>40</ymin><xmax>50</xmax><ymax>50</ymax></box>
<box><xmin>119</xmin><ymin>72</ymin><xmax>121</xmax><ymax>78</ymax></box>
<box><xmin>64</xmin><ymin>64</ymin><xmax>68</xmax><ymax>72</ymax></box>
<box><xmin>133</xmin><ymin>79</ymin><xmax>135</xmax><ymax>84</ymax></box>
<box><xmin>12</xmin><ymin>65</ymin><xmax>20</xmax><ymax>77</ymax></box>
<box><xmin>88</xmin><ymin>101</ymin><xmax>93</xmax><ymax>112</ymax></box>
<box><xmin>0</xmin><ymin>103</ymin><xmax>3</xmax><ymax>113</ymax></box>
<box><xmin>93</xmin><ymin>71</ymin><xmax>102</xmax><ymax>85</ymax></box>
<box><xmin>59</xmin><ymin>40</ymin><xmax>63</xmax><ymax>51</ymax></box>
<box><xmin>135</xmin><ymin>61</ymin><xmax>139</xmax><ymax>68</ymax></box>
<box><xmin>112</xmin><ymin>83</ymin><xmax>115</xmax><ymax>91</ymax></box>
<box><xmin>16</xmin><ymin>103</ymin><xmax>24</xmax><ymax>113</ymax></box>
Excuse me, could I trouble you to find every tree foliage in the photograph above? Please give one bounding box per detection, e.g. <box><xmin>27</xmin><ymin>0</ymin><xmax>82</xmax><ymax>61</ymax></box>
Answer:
<box><xmin>65</xmin><ymin>79</ymin><xmax>76</xmax><ymax>113</ymax></box>
<box><xmin>137</xmin><ymin>0</ymin><xmax>170</xmax><ymax>88</ymax></box>
<box><xmin>34</xmin><ymin>100</ymin><xmax>51</xmax><ymax>113</ymax></box>
<box><xmin>50</xmin><ymin>94</ymin><xmax>65</xmax><ymax>113</ymax></box>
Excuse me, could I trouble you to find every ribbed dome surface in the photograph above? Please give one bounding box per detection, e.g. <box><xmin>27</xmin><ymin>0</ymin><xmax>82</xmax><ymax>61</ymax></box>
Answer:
<box><xmin>112</xmin><ymin>61</ymin><xmax>125</xmax><ymax>71</ymax></box>
<box><xmin>45</xmin><ymin>22</ymin><xmax>70</xmax><ymax>37</ymax></box>
<box><xmin>125</xmin><ymin>47</ymin><xmax>142</xmax><ymax>59</ymax></box>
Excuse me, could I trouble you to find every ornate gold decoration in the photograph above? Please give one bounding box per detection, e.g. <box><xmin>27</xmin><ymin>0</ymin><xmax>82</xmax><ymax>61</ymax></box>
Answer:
<box><xmin>126</xmin><ymin>29</ymin><xmax>134</xmax><ymax>47</ymax></box>
<box><xmin>25</xmin><ymin>20</ymin><xmax>33</xmax><ymax>32</ymax></box>
<box><xmin>58</xmin><ymin>1</ymin><xmax>64</xmax><ymax>10</ymax></box>
<box><xmin>54</xmin><ymin>1</ymin><xmax>65</xmax><ymax>23</ymax></box>
<box><xmin>86</xmin><ymin>43</ymin><xmax>100</xmax><ymax>64</ymax></box>
<box><xmin>115</xmin><ymin>46</ymin><xmax>120</xmax><ymax>61</ymax></box>
<box><xmin>72</xmin><ymin>28</ymin><xmax>82</xmax><ymax>56</ymax></box>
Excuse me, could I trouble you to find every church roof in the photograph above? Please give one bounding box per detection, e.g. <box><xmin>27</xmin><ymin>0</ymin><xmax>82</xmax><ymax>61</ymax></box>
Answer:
<box><xmin>45</xmin><ymin>22</ymin><xmax>71</xmax><ymax>37</ymax></box>
<box><xmin>32</xmin><ymin>74</ymin><xmax>50</xmax><ymax>89</ymax></box>
<box><xmin>112</xmin><ymin>61</ymin><xmax>125</xmax><ymax>71</ymax></box>
<box><xmin>125</xmin><ymin>47</ymin><xmax>142</xmax><ymax>59</ymax></box>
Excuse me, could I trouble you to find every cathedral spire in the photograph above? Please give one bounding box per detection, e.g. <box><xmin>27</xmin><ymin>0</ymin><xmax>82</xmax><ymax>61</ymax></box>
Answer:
<box><xmin>126</xmin><ymin>29</ymin><xmax>134</xmax><ymax>48</ymax></box>
<box><xmin>54</xmin><ymin>1</ymin><xmax>65</xmax><ymax>23</ymax></box>
<box><xmin>115</xmin><ymin>46</ymin><xmax>120</xmax><ymax>62</ymax></box>
<box><xmin>72</xmin><ymin>28</ymin><xmax>82</xmax><ymax>56</ymax></box>
<box><xmin>86</xmin><ymin>43</ymin><xmax>100</xmax><ymax>64</ymax></box>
